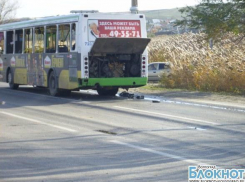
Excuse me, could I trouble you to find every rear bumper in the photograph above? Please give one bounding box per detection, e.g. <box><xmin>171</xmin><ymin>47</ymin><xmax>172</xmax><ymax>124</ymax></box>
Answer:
<box><xmin>80</xmin><ymin>77</ymin><xmax>147</xmax><ymax>88</ymax></box>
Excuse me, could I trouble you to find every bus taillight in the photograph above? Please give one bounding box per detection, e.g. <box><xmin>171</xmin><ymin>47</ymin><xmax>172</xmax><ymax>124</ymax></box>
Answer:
<box><xmin>84</xmin><ymin>57</ymin><xmax>89</xmax><ymax>78</ymax></box>
<box><xmin>141</xmin><ymin>56</ymin><xmax>146</xmax><ymax>77</ymax></box>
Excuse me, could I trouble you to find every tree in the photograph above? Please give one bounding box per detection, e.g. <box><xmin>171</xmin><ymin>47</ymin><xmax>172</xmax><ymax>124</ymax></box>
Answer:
<box><xmin>176</xmin><ymin>0</ymin><xmax>245</xmax><ymax>41</ymax></box>
<box><xmin>0</xmin><ymin>0</ymin><xmax>19</xmax><ymax>24</ymax></box>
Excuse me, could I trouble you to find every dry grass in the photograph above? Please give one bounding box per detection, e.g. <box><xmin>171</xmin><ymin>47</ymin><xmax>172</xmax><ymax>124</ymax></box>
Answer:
<box><xmin>148</xmin><ymin>33</ymin><xmax>245</xmax><ymax>94</ymax></box>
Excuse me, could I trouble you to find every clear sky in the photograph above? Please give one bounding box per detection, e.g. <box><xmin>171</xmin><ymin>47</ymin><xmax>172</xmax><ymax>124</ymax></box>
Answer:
<box><xmin>16</xmin><ymin>0</ymin><xmax>199</xmax><ymax>18</ymax></box>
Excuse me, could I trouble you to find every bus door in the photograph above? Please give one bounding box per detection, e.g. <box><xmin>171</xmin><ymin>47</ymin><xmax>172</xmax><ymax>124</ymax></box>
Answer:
<box><xmin>27</xmin><ymin>27</ymin><xmax>44</xmax><ymax>86</ymax></box>
<box><xmin>30</xmin><ymin>54</ymin><xmax>43</xmax><ymax>86</ymax></box>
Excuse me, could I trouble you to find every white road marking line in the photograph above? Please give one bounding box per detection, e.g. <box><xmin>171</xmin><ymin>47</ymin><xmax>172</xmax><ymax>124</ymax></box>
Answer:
<box><xmin>111</xmin><ymin>140</ymin><xmax>208</xmax><ymax>165</ymax></box>
<box><xmin>114</xmin><ymin>106</ymin><xmax>218</xmax><ymax>125</ymax></box>
<box><xmin>1</xmin><ymin>111</ymin><xmax>77</xmax><ymax>133</ymax></box>
<box><xmin>79</xmin><ymin>90</ymin><xmax>98</xmax><ymax>95</ymax></box>
<box><xmin>161</xmin><ymin>99</ymin><xmax>245</xmax><ymax>113</ymax></box>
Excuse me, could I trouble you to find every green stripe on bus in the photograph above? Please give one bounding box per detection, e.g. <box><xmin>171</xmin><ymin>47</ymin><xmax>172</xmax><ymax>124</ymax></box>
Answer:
<box><xmin>81</xmin><ymin>78</ymin><xmax>147</xmax><ymax>87</ymax></box>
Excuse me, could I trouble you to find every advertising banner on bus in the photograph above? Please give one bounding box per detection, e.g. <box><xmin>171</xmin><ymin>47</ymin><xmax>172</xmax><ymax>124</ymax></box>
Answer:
<box><xmin>88</xmin><ymin>20</ymin><xmax>141</xmax><ymax>41</ymax></box>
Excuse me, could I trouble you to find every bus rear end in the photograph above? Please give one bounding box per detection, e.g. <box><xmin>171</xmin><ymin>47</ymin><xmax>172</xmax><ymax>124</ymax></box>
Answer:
<box><xmin>79</xmin><ymin>13</ymin><xmax>150</xmax><ymax>95</ymax></box>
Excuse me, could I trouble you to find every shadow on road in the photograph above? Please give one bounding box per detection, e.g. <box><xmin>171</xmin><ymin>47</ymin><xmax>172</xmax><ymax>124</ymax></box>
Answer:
<box><xmin>0</xmin><ymin>134</ymin><xmax>187</xmax><ymax>181</ymax></box>
<box><xmin>0</xmin><ymin>83</ymin><xmax>126</xmax><ymax>109</ymax></box>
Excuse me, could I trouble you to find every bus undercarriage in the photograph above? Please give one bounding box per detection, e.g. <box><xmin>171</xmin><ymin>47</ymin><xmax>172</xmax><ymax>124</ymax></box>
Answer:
<box><xmin>89</xmin><ymin>54</ymin><xmax>141</xmax><ymax>78</ymax></box>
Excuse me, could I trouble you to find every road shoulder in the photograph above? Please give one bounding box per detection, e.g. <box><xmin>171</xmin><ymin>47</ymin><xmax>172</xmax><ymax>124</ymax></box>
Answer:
<box><xmin>126</xmin><ymin>85</ymin><xmax>245</xmax><ymax>110</ymax></box>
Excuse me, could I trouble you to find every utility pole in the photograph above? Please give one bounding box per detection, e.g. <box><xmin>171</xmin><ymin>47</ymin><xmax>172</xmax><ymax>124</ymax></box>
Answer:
<box><xmin>130</xmin><ymin>0</ymin><xmax>138</xmax><ymax>14</ymax></box>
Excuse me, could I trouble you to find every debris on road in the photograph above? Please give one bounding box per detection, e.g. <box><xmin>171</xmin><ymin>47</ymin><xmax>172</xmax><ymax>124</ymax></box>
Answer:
<box><xmin>136</xmin><ymin>95</ymin><xmax>144</xmax><ymax>99</ymax></box>
<box><xmin>152</xmin><ymin>100</ymin><xmax>161</xmax><ymax>103</ymax></box>
<box><xmin>119</xmin><ymin>91</ymin><xmax>145</xmax><ymax>100</ymax></box>
<box><xmin>97</xmin><ymin>130</ymin><xmax>117</xmax><ymax>135</ymax></box>
<box><xmin>119</xmin><ymin>91</ymin><xmax>134</xmax><ymax>99</ymax></box>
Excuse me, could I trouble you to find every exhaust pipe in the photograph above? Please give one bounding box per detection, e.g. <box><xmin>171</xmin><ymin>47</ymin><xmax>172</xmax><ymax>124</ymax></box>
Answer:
<box><xmin>130</xmin><ymin>0</ymin><xmax>138</xmax><ymax>14</ymax></box>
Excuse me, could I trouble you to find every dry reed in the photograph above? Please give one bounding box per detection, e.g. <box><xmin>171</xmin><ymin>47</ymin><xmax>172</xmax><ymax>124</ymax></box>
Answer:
<box><xmin>148</xmin><ymin>33</ymin><xmax>245</xmax><ymax>94</ymax></box>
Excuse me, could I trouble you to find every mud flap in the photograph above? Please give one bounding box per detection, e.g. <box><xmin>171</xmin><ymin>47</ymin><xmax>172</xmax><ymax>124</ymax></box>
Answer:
<box><xmin>89</xmin><ymin>38</ymin><xmax>151</xmax><ymax>55</ymax></box>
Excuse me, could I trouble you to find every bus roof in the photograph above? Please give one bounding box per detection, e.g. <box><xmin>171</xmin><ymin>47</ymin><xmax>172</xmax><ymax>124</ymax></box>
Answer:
<box><xmin>0</xmin><ymin>14</ymin><xmax>80</xmax><ymax>31</ymax></box>
<box><xmin>0</xmin><ymin>12</ymin><xmax>145</xmax><ymax>31</ymax></box>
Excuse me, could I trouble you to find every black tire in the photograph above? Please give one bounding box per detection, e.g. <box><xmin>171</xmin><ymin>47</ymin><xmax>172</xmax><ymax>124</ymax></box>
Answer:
<box><xmin>8</xmin><ymin>69</ymin><xmax>19</xmax><ymax>90</ymax></box>
<box><xmin>48</xmin><ymin>71</ymin><xmax>59</xmax><ymax>96</ymax></box>
<box><xmin>97</xmin><ymin>88</ymin><xmax>118</xmax><ymax>96</ymax></box>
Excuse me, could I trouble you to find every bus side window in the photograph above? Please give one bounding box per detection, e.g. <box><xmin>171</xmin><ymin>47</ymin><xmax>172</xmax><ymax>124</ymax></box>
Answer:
<box><xmin>58</xmin><ymin>24</ymin><xmax>70</xmax><ymax>53</ymax></box>
<box><xmin>71</xmin><ymin>23</ymin><xmax>76</xmax><ymax>51</ymax></box>
<box><xmin>6</xmin><ymin>31</ymin><xmax>14</xmax><ymax>54</ymax></box>
<box><xmin>0</xmin><ymin>32</ymin><xmax>4</xmax><ymax>54</ymax></box>
<box><xmin>46</xmin><ymin>26</ymin><xmax>57</xmax><ymax>53</ymax></box>
<box><xmin>34</xmin><ymin>27</ymin><xmax>44</xmax><ymax>53</ymax></box>
<box><xmin>15</xmin><ymin>29</ymin><xmax>23</xmax><ymax>54</ymax></box>
<box><xmin>24</xmin><ymin>29</ymin><xmax>33</xmax><ymax>53</ymax></box>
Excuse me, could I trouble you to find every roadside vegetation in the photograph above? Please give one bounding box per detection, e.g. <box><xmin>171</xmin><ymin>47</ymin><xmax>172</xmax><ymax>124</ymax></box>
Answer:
<box><xmin>148</xmin><ymin>0</ymin><xmax>245</xmax><ymax>95</ymax></box>
<box><xmin>148</xmin><ymin>33</ymin><xmax>245</xmax><ymax>94</ymax></box>
<box><xmin>0</xmin><ymin>0</ymin><xmax>19</xmax><ymax>24</ymax></box>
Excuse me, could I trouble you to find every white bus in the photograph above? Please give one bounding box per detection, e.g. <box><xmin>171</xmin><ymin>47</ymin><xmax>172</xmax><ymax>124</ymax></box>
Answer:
<box><xmin>0</xmin><ymin>10</ymin><xmax>150</xmax><ymax>96</ymax></box>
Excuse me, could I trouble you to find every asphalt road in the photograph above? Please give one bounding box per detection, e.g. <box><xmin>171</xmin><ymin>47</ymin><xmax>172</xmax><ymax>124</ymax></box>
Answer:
<box><xmin>0</xmin><ymin>82</ymin><xmax>245</xmax><ymax>182</ymax></box>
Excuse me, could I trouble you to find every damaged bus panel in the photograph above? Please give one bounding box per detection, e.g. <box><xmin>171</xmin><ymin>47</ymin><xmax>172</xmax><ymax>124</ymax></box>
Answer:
<box><xmin>89</xmin><ymin>38</ymin><xmax>150</xmax><ymax>78</ymax></box>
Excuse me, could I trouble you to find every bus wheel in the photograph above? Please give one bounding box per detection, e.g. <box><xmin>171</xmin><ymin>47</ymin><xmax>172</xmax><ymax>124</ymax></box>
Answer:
<box><xmin>97</xmin><ymin>88</ymin><xmax>118</xmax><ymax>96</ymax></box>
<box><xmin>48</xmin><ymin>71</ymin><xmax>59</xmax><ymax>96</ymax></box>
<box><xmin>8</xmin><ymin>69</ymin><xmax>19</xmax><ymax>90</ymax></box>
